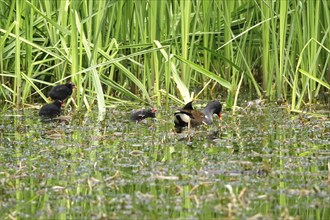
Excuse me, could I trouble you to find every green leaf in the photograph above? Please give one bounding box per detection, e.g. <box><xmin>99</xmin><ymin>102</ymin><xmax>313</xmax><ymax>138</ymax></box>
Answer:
<box><xmin>299</xmin><ymin>69</ymin><xmax>330</xmax><ymax>90</ymax></box>
<box><xmin>174</xmin><ymin>55</ymin><xmax>232</xmax><ymax>90</ymax></box>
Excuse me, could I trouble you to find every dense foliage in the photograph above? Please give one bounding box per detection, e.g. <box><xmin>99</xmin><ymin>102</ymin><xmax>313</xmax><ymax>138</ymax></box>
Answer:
<box><xmin>0</xmin><ymin>0</ymin><xmax>329</xmax><ymax>112</ymax></box>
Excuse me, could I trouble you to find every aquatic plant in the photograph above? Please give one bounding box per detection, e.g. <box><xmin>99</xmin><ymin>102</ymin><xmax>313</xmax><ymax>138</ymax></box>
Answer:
<box><xmin>0</xmin><ymin>0</ymin><xmax>329</xmax><ymax>112</ymax></box>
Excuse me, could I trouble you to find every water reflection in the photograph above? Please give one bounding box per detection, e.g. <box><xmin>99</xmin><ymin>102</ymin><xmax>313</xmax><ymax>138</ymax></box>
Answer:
<box><xmin>0</xmin><ymin>104</ymin><xmax>329</xmax><ymax>219</ymax></box>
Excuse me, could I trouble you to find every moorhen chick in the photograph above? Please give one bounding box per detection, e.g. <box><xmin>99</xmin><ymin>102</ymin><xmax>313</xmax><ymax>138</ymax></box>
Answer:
<box><xmin>130</xmin><ymin>107</ymin><xmax>157</xmax><ymax>122</ymax></box>
<box><xmin>39</xmin><ymin>100</ymin><xmax>64</xmax><ymax>118</ymax></box>
<box><xmin>48</xmin><ymin>81</ymin><xmax>76</xmax><ymax>101</ymax></box>
<box><xmin>174</xmin><ymin>100</ymin><xmax>222</xmax><ymax>132</ymax></box>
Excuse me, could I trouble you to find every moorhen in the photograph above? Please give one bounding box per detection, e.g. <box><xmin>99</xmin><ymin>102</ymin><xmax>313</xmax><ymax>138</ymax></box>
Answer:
<box><xmin>39</xmin><ymin>100</ymin><xmax>64</xmax><ymax>118</ymax></box>
<box><xmin>174</xmin><ymin>100</ymin><xmax>222</xmax><ymax>132</ymax></box>
<box><xmin>48</xmin><ymin>81</ymin><xmax>76</xmax><ymax>101</ymax></box>
<box><xmin>130</xmin><ymin>107</ymin><xmax>157</xmax><ymax>122</ymax></box>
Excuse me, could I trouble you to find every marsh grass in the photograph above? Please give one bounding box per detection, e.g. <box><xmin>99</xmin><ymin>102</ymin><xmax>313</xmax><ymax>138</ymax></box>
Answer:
<box><xmin>0</xmin><ymin>0</ymin><xmax>329</xmax><ymax>112</ymax></box>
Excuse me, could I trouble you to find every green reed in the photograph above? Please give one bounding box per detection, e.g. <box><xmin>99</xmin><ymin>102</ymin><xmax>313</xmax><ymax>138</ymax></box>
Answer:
<box><xmin>0</xmin><ymin>0</ymin><xmax>329</xmax><ymax>112</ymax></box>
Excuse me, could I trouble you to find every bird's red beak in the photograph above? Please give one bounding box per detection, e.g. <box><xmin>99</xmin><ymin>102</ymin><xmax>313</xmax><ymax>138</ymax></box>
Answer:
<box><xmin>151</xmin><ymin>107</ymin><xmax>157</xmax><ymax>113</ymax></box>
<box><xmin>218</xmin><ymin>113</ymin><xmax>222</xmax><ymax>120</ymax></box>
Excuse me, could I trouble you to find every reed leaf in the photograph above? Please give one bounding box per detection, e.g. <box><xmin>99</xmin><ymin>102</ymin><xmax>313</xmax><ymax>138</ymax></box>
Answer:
<box><xmin>0</xmin><ymin>0</ymin><xmax>328</xmax><ymax>112</ymax></box>
<box><xmin>299</xmin><ymin>69</ymin><xmax>330</xmax><ymax>90</ymax></box>
<box><xmin>14</xmin><ymin>0</ymin><xmax>21</xmax><ymax>107</ymax></box>
<box><xmin>0</xmin><ymin>28</ymin><xmax>65</xmax><ymax>61</ymax></box>
<box><xmin>174</xmin><ymin>55</ymin><xmax>232</xmax><ymax>91</ymax></box>
<box><xmin>114</xmin><ymin>62</ymin><xmax>151</xmax><ymax>103</ymax></box>
<box><xmin>24</xmin><ymin>0</ymin><xmax>70</xmax><ymax>35</ymax></box>
<box><xmin>74</xmin><ymin>11</ymin><xmax>105</xmax><ymax>114</ymax></box>
<box><xmin>154</xmin><ymin>40</ymin><xmax>191</xmax><ymax>103</ymax></box>
<box><xmin>21</xmin><ymin>72</ymin><xmax>48</xmax><ymax>102</ymax></box>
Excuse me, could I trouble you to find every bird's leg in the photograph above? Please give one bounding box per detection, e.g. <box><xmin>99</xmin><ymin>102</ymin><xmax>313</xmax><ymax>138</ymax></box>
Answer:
<box><xmin>187</xmin><ymin>121</ymin><xmax>191</xmax><ymax>141</ymax></box>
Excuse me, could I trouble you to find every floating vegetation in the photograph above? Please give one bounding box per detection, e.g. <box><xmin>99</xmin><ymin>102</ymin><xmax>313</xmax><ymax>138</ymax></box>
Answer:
<box><xmin>0</xmin><ymin>103</ymin><xmax>329</xmax><ymax>219</ymax></box>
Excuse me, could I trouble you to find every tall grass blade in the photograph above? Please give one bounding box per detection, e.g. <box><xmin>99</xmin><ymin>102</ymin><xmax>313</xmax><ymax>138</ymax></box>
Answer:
<box><xmin>299</xmin><ymin>69</ymin><xmax>330</xmax><ymax>90</ymax></box>
<box><xmin>74</xmin><ymin>11</ymin><xmax>105</xmax><ymax>115</ymax></box>
<box><xmin>174</xmin><ymin>55</ymin><xmax>232</xmax><ymax>90</ymax></box>
<box><xmin>154</xmin><ymin>41</ymin><xmax>191</xmax><ymax>103</ymax></box>
<box><xmin>15</xmin><ymin>0</ymin><xmax>21</xmax><ymax>108</ymax></box>
<box><xmin>21</xmin><ymin>72</ymin><xmax>49</xmax><ymax>102</ymax></box>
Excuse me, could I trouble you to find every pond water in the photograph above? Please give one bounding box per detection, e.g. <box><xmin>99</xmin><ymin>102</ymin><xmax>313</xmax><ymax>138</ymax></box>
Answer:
<box><xmin>0</xmin><ymin>102</ymin><xmax>329</xmax><ymax>219</ymax></box>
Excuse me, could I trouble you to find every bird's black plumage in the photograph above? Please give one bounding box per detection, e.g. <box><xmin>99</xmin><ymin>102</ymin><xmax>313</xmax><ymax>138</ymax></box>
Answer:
<box><xmin>130</xmin><ymin>108</ymin><xmax>156</xmax><ymax>122</ymax></box>
<box><xmin>48</xmin><ymin>82</ymin><xmax>76</xmax><ymax>101</ymax></box>
<box><xmin>39</xmin><ymin>100</ymin><xmax>63</xmax><ymax>118</ymax></box>
<box><xmin>174</xmin><ymin>100</ymin><xmax>222</xmax><ymax>132</ymax></box>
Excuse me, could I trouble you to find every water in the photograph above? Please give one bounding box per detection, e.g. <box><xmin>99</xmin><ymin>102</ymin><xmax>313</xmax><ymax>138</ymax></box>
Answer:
<box><xmin>0</xmin><ymin>103</ymin><xmax>329</xmax><ymax>219</ymax></box>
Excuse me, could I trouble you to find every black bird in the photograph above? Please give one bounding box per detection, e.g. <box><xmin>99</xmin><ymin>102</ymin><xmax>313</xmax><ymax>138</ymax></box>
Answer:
<box><xmin>130</xmin><ymin>107</ymin><xmax>157</xmax><ymax>122</ymax></box>
<box><xmin>39</xmin><ymin>100</ymin><xmax>64</xmax><ymax>118</ymax></box>
<box><xmin>174</xmin><ymin>100</ymin><xmax>222</xmax><ymax>132</ymax></box>
<box><xmin>48</xmin><ymin>81</ymin><xmax>76</xmax><ymax>101</ymax></box>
